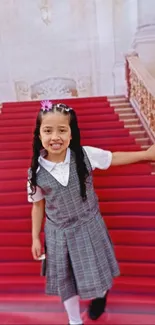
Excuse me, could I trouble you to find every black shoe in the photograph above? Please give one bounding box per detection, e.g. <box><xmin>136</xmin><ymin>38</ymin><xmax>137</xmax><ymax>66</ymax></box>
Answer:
<box><xmin>88</xmin><ymin>291</ymin><xmax>108</xmax><ymax>320</ymax></box>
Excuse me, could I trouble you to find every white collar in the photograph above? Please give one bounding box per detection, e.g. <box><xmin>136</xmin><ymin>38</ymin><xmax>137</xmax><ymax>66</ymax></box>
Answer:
<box><xmin>37</xmin><ymin>147</ymin><xmax>71</xmax><ymax>173</ymax></box>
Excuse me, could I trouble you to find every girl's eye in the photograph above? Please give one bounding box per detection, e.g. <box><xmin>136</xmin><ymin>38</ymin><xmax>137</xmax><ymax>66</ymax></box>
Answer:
<box><xmin>45</xmin><ymin>129</ymin><xmax>51</xmax><ymax>133</ymax></box>
<box><xmin>60</xmin><ymin>129</ymin><xmax>65</xmax><ymax>133</ymax></box>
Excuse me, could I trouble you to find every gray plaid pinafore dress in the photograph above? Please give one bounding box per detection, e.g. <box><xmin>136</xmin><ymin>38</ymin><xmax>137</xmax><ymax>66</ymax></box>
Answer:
<box><xmin>36</xmin><ymin>149</ymin><xmax>120</xmax><ymax>302</ymax></box>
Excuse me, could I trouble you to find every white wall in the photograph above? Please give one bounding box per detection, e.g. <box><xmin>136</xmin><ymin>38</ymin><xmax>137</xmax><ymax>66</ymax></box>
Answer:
<box><xmin>0</xmin><ymin>0</ymin><xmax>140</xmax><ymax>102</ymax></box>
<box><xmin>132</xmin><ymin>0</ymin><xmax>155</xmax><ymax>78</ymax></box>
<box><xmin>112</xmin><ymin>0</ymin><xmax>138</xmax><ymax>94</ymax></box>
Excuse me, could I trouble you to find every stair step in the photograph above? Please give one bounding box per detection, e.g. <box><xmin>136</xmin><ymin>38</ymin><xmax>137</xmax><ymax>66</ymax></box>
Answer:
<box><xmin>0</xmin><ymin>201</ymin><xmax>155</xmax><ymax>219</ymax></box>
<box><xmin>0</xmin><ymin>276</ymin><xmax>45</xmax><ymax>293</ymax></box>
<box><xmin>0</xmin><ymin>192</ymin><xmax>31</xmax><ymax>205</ymax></box>
<box><xmin>2</xmin><ymin>96</ymin><xmax>108</xmax><ymax>108</ymax></box>
<box><xmin>0</xmin><ymin>245</ymin><xmax>155</xmax><ymax>262</ymax></box>
<box><xmin>3</xmin><ymin>102</ymin><xmax>111</xmax><ymax>111</ymax></box>
<box><xmin>0</xmin><ymin>258</ymin><xmax>85</xmax><ymax>277</ymax></box>
<box><xmin>0</xmin><ymin>219</ymin><xmax>31</xmax><ymax>232</ymax></box>
<box><xmin>94</xmin><ymin>174</ymin><xmax>155</xmax><ymax>187</ymax></box>
<box><xmin>0</xmin><ymin>260</ymin><xmax>155</xmax><ymax>276</ymax></box>
<box><xmin>123</xmin><ymin>118</ymin><xmax>140</xmax><ymax>125</ymax></box>
<box><xmin>109</xmin><ymin>100</ymin><xmax>129</xmax><ymax>105</ymax></box>
<box><xmin>2</xmin><ymin>101</ymin><xmax>111</xmax><ymax>113</ymax></box>
<box><xmin>110</xmin><ymin>103</ymin><xmax>132</xmax><ymax>108</ymax></box>
<box><xmin>105</xmin><ymin>215</ymin><xmax>155</xmax><ymax>230</ymax></box>
<box><xmin>0</xmin><ymin>145</ymin><xmax>142</xmax><ymax>160</ymax></box>
<box><xmin>0</xmin><ymin>292</ymin><xmax>155</xmax><ymax>307</ymax></box>
<box><xmin>115</xmin><ymin>108</ymin><xmax>134</xmax><ymax>114</ymax></box>
<box><xmin>96</xmin><ymin>188</ymin><xmax>155</xmax><ymax>202</ymax></box>
<box><xmin>0</xmin><ymin>204</ymin><xmax>31</xmax><ymax>218</ymax></box>
<box><xmin>135</xmin><ymin>138</ymin><xmax>150</xmax><ymax>145</ymax></box>
<box><xmin>0</xmin><ymin>275</ymin><xmax>155</xmax><ymax>295</ymax></box>
<box><xmin>1</xmin><ymin>107</ymin><xmax>115</xmax><ymax>119</ymax></box>
<box><xmin>116</xmin><ymin>246</ymin><xmax>155</xmax><ymax>262</ymax></box>
<box><xmin>119</xmin><ymin>113</ymin><xmax>137</xmax><ymax>119</ymax></box>
<box><xmin>120</xmin><ymin>262</ymin><xmax>155</xmax><ymax>277</ymax></box>
<box><xmin>1</xmin><ymin>175</ymin><xmax>155</xmax><ymax>192</ymax></box>
<box><xmin>0</xmin><ymin>160</ymin><xmax>29</xmax><ymax>169</ymax></box>
<box><xmin>0</xmin><ymin>137</ymin><xmax>136</xmax><ymax>151</ymax></box>
<box><xmin>1</xmin><ymin>230</ymin><xmax>155</xmax><ymax>247</ymax></box>
<box><xmin>2</xmin><ymin>97</ymin><xmax>107</xmax><ymax>108</ymax></box>
<box><xmin>0</xmin><ymin>114</ymin><xmax>119</xmax><ymax>126</ymax></box>
<box><xmin>1</xmin><ymin>187</ymin><xmax>155</xmax><ymax>205</ymax></box>
<box><xmin>124</xmin><ymin>124</ymin><xmax>143</xmax><ymax>131</ymax></box>
<box><xmin>0</xmin><ymin>162</ymin><xmax>152</xmax><ymax>176</ymax></box>
<box><xmin>130</xmin><ymin>130</ymin><xmax>147</xmax><ymax>138</ymax></box>
<box><xmin>0</xmin><ymin>121</ymin><xmax>125</xmax><ymax>134</ymax></box>
<box><xmin>0</xmin><ymin>149</ymin><xmax>32</xmax><ymax>160</ymax></box>
<box><xmin>0</xmin><ymin>129</ymin><xmax>130</xmax><ymax>143</ymax></box>
<box><xmin>100</xmin><ymin>201</ymin><xmax>155</xmax><ymax>216</ymax></box>
<box><xmin>1</xmin><ymin>215</ymin><xmax>155</xmax><ymax>232</ymax></box>
<box><xmin>0</xmin><ymin>126</ymin><xmax>34</xmax><ymax>135</ymax></box>
<box><xmin>108</xmin><ymin>95</ymin><xmax>127</xmax><ymax>101</ymax></box>
<box><xmin>0</xmin><ymin>121</ymin><xmax>125</xmax><ymax>133</ymax></box>
<box><xmin>0</xmin><ymin>179</ymin><xmax>27</xmax><ymax>192</ymax></box>
<box><xmin>110</xmin><ymin>230</ymin><xmax>155</xmax><ymax>246</ymax></box>
<box><xmin>114</xmin><ymin>276</ymin><xmax>155</xmax><ymax>294</ymax></box>
<box><xmin>141</xmin><ymin>145</ymin><xmax>150</xmax><ymax>150</ymax></box>
<box><xmin>0</xmin><ymin>233</ymin><xmax>34</xmax><ymax>246</ymax></box>
<box><xmin>94</xmin><ymin>163</ymin><xmax>152</xmax><ymax>176</ymax></box>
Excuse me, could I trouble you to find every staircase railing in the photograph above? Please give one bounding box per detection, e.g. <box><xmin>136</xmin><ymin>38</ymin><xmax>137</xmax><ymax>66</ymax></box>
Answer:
<box><xmin>125</xmin><ymin>53</ymin><xmax>155</xmax><ymax>142</ymax></box>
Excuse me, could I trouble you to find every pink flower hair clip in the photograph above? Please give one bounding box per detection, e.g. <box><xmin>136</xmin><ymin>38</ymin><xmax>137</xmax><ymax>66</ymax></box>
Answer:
<box><xmin>41</xmin><ymin>100</ymin><xmax>53</xmax><ymax>112</ymax></box>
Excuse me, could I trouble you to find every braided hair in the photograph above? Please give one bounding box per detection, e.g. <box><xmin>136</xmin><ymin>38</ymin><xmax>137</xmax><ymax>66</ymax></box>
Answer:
<box><xmin>29</xmin><ymin>102</ymin><xmax>89</xmax><ymax>201</ymax></box>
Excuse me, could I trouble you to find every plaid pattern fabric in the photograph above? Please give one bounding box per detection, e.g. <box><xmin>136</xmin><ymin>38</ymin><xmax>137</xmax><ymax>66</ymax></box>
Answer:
<box><xmin>36</xmin><ymin>149</ymin><xmax>120</xmax><ymax>302</ymax></box>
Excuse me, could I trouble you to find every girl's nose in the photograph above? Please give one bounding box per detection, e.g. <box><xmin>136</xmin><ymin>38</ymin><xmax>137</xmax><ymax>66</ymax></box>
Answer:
<box><xmin>51</xmin><ymin>131</ymin><xmax>60</xmax><ymax>140</ymax></box>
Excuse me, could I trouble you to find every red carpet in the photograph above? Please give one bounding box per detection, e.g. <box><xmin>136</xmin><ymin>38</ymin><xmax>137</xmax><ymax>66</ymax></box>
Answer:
<box><xmin>0</xmin><ymin>96</ymin><xmax>155</xmax><ymax>324</ymax></box>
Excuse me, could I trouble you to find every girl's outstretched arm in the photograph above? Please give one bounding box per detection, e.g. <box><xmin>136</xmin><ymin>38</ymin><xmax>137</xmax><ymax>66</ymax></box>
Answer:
<box><xmin>111</xmin><ymin>144</ymin><xmax>155</xmax><ymax>166</ymax></box>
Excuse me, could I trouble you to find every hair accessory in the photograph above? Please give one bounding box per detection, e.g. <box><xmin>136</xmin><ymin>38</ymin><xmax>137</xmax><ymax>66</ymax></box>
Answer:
<box><xmin>57</xmin><ymin>103</ymin><xmax>72</xmax><ymax>112</ymax></box>
<box><xmin>65</xmin><ymin>107</ymin><xmax>72</xmax><ymax>112</ymax></box>
<box><xmin>41</xmin><ymin>100</ymin><xmax>53</xmax><ymax>112</ymax></box>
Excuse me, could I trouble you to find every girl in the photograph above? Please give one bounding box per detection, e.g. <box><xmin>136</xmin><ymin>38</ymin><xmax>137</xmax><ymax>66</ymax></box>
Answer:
<box><xmin>28</xmin><ymin>100</ymin><xmax>155</xmax><ymax>325</ymax></box>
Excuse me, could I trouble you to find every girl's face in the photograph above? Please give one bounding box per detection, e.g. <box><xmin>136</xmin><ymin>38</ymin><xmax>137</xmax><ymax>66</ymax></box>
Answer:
<box><xmin>39</xmin><ymin>111</ymin><xmax>72</xmax><ymax>161</ymax></box>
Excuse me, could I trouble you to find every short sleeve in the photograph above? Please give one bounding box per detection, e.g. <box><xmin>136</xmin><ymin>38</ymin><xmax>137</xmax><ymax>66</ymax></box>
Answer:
<box><xmin>27</xmin><ymin>181</ymin><xmax>44</xmax><ymax>203</ymax></box>
<box><xmin>83</xmin><ymin>146</ymin><xmax>112</xmax><ymax>170</ymax></box>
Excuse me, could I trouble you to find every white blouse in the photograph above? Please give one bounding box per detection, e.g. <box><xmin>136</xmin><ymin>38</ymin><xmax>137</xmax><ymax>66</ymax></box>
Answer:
<box><xmin>27</xmin><ymin>146</ymin><xmax>112</xmax><ymax>202</ymax></box>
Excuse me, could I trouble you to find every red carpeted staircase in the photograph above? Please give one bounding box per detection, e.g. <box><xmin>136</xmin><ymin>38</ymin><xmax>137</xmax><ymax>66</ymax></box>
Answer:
<box><xmin>0</xmin><ymin>96</ymin><xmax>155</xmax><ymax>324</ymax></box>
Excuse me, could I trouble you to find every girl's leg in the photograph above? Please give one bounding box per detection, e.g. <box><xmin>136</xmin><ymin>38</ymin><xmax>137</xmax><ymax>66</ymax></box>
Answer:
<box><xmin>88</xmin><ymin>290</ymin><xmax>108</xmax><ymax>320</ymax></box>
<box><xmin>64</xmin><ymin>295</ymin><xmax>83</xmax><ymax>325</ymax></box>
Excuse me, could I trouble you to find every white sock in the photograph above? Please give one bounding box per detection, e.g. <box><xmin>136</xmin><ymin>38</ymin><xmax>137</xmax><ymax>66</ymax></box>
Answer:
<box><xmin>64</xmin><ymin>295</ymin><xmax>83</xmax><ymax>325</ymax></box>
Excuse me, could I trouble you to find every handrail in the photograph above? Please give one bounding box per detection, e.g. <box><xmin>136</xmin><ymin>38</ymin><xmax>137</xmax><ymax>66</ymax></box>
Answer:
<box><xmin>125</xmin><ymin>53</ymin><xmax>155</xmax><ymax>140</ymax></box>
<box><xmin>127</xmin><ymin>56</ymin><xmax>155</xmax><ymax>98</ymax></box>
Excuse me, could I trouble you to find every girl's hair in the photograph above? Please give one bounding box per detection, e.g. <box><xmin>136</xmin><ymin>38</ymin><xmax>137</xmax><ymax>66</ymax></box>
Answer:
<box><xmin>29</xmin><ymin>103</ymin><xmax>89</xmax><ymax>201</ymax></box>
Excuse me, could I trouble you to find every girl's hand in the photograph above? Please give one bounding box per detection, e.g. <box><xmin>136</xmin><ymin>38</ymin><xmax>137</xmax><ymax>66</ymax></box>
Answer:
<box><xmin>31</xmin><ymin>238</ymin><xmax>42</xmax><ymax>260</ymax></box>
<box><xmin>146</xmin><ymin>144</ymin><xmax>155</xmax><ymax>161</ymax></box>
